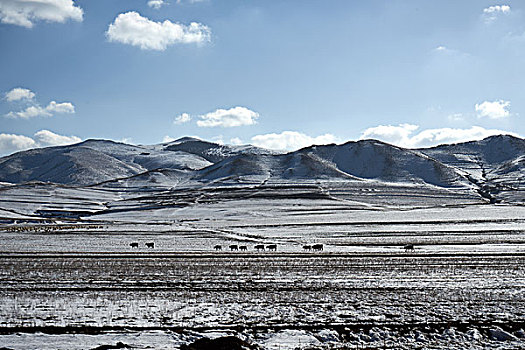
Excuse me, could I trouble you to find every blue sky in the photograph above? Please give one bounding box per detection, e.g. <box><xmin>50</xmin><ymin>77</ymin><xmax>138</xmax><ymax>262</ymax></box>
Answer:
<box><xmin>0</xmin><ymin>0</ymin><xmax>524</xmax><ymax>155</ymax></box>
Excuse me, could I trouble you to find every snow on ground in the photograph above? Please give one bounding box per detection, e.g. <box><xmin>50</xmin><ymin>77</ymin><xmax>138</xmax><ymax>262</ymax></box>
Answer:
<box><xmin>1</xmin><ymin>327</ymin><xmax>525</xmax><ymax>350</ymax></box>
<box><xmin>0</xmin><ymin>176</ymin><xmax>524</xmax><ymax>349</ymax></box>
<box><xmin>1</xmin><ymin>250</ymin><xmax>525</xmax><ymax>349</ymax></box>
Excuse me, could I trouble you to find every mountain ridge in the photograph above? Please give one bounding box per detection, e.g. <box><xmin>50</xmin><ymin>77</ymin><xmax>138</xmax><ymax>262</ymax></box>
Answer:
<box><xmin>0</xmin><ymin>135</ymin><xmax>523</xmax><ymax>200</ymax></box>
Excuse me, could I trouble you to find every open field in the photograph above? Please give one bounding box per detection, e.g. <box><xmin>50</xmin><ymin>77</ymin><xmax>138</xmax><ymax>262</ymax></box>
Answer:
<box><xmin>1</xmin><ymin>251</ymin><xmax>525</xmax><ymax>349</ymax></box>
<box><xmin>0</xmin><ymin>182</ymin><xmax>525</xmax><ymax>349</ymax></box>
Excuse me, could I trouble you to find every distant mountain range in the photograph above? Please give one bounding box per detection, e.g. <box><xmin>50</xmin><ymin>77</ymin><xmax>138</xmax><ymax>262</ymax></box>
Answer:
<box><xmin>0</xmin><ymin>135</ymin><xmax>523</xmax><ymax>202</ymax></box>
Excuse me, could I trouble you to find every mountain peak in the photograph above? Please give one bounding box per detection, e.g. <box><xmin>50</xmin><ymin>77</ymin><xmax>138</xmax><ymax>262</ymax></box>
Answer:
<box><xmin>164</xmin><ymin>136</ymin><xmax>204</xmax><ymax>145</ymax></box>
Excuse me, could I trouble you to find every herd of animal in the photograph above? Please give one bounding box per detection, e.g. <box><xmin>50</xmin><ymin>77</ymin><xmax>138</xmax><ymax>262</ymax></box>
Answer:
<box><xmin>127</xmin><ymin>242</ymin><xmax>417</xmax><ymax>252</ymax></box>
<box><xmin>129</xmin><ymin>242</ymin><xmax>155</xmax><ymax>248</ymax></box>
<box><xmin>3</xmin><ymin>225</ymin><xmax>416</xmax><ymax>253</ymax></box>
<box><xmin>212</xmin><ymin>243</ymin><xmax>324</xmax><ymax>252</ymax></box>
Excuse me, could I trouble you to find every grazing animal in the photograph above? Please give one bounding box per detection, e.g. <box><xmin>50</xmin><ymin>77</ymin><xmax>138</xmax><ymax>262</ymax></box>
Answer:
<box><xmin>229</xmin><ymin>244</ymin><xmax>239</xmax><ymax>251</ymax></box>
<box><xmin>266</xmin><ymin>244</ymin><xmax>277</xmax><ymax>251</ymax></box>
<box><xmin>239</xmin><ymin>245</ymin><xmax>248</xmax><ymax>251</ymax></box>
<box><xmin>312</xmin><ymin>244</ymin><xmax>324</xmax><ymax>251</ymax></box>
<box><xmin>254</xmin><ymin>244</ymin><xmax>265</xmax><ymax>251</ymax></box>
<box><xmin>404</xmin><ymin>244</ymin><xmax>415</xmax><ymax>252</ymax></box>
<box><xmin>214</xmin><ymin>245</ymin><xmax>222</xmax><ymax>251</ymax></box>
<box><xmin>303</xmin><ymin>245</ymin><xmax>312</xmax><ymax>251</ymax></box>
<box><xmin>145</xmin><ymin>242</ymin><xmax>155</xmax><ymax>248</ymax></box>
<box><xmin>130</xmin><ymin>242</ymin><xmax>139</xmax><ymax>248</ymax></box>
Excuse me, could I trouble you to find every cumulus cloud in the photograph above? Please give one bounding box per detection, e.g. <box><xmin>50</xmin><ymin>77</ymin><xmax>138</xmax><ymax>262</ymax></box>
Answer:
<box><xmin>251</xmin><ymin>131</ymin><xmax>340</xmax><ymax>151</ymax></box>
<box><xmin>174</xmin><ymin>112</ymin><xmax>191</xmax><ymax>124</ymax></box>
<box><xmin>475</xmin><ymin>100</ymin><xmax>511</xmax><ymax>119</ymax></box>
<box><xmin>360</xmin><ymin>124</ymin><xmax>517</xmax><ymax>148</ymax></box>
<box><xmin>361</xmin><ymin>124</ymin><xmax>419</xmax><ymax>145</ymax></box>
<box><xmin>211</xmin><ymin>135</ymin><xmax>224</xmax><ymax>145</ymax></box>
<box><xmin>0</xmin><ymin>133</ymin><xmax>36</xmax><ymax>155</ymax></box>
<box><xmin>33</xmin><ymin>130</ymin><xmax>81</xmax><ymax>146</ymax></box>
<box><xmin>229</xmin><ymin>137</ymin><xmax>243</xmax><ymax>145</ymax></box>
<box><xmin>106</xmin><ymin>11</ymin><xmax>211</xmax><ymax>50</ymax></box>
<box><xmin>5</xmin><ymin>87</ymin><xmax>35</xmax><ymax>102</ymax></box>
<box><xmin>4</xmin><ymin>88</ymin><xmax>75</xmax><ymax>119</ymax></box>
<box><xmin>0</xmin><ymin>0</ymin><xmax>83</xmax><ymax>28</ymax></box>
<box><xmin>196</xmin><ymin>107</ymin><xmax>259</xmax><ymax>128</ymax></box>
<box><xmin>0</xmin><ymin>130</ymin><xmax>81</xmax><ymax>156</ymax></box>
<box><xmin>147</xmin><ymin>0</ymin><xmax>166</xmax><ymax>9</ymax></box>
<box><xmin>47</xmin><ymin>101</ymin><xmax>75</xmax><ymax>114</ymax></box>
<box><xmin>483</xmin><ymin>5</ymin><xmax>510</xmax><ymax>22</ymax></box>
<box><xmin>484</xmin><ymin>5</ymin><xmax>511</xmax><ymax>13</ymax></box>
<box><xmin>6</xmin><ymin>101</ymin><xmax>75</xmax><ymax>119</ymax></box>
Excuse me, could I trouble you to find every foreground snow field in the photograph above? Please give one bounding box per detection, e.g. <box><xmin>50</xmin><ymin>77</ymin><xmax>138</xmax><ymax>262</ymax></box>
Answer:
<box><xmin>0</xmin><ymin>251</ymin><xmax>524</xmax><ymax>349</ymax></box>
<box><xmin>1</xmin><ymin>189</ymin><xmax>525</xmax><ymax>349</ymax></box>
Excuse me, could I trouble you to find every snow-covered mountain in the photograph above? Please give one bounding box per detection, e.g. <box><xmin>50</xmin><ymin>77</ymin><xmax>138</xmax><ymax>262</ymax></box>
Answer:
<box><xmin>299</xmin><ymin>140</ymin><xmax>467</xmax><ymax>187</ymax></box>
<box><xmin>0</xmin><ymin>135</ymin><xmax>523</xmax><ymax>194</ymax></box>
<box><xmin>419</xmin><ymin>135</ymin><xmax>525</xmax><ymax>177</ymax></box>
<box><xmin>0</xmin><ymin>139</ymin><xmax>212</xmax><ymax>186</ymax></box>
<box><xmin>197</xmin><ymin>140</ymin><xmax>465</xmax><ymax>187</ymax></box>
<box><xmin>160</xmin><ymin>137</ymin><xmax>275</xmax><ymax>163</ymax></box>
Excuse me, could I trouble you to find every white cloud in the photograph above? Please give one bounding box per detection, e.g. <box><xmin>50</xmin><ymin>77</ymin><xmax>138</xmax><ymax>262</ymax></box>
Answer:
<box><xmin>106</xmin><ymin>11</ymin><xmax>211</xmax><ymax>50</ymax></box>
<box><xmin>0</xmin><ymin>130</ymin><xmax>81</xmax><ymax>156</ymax></box>
<box><xmin>251</xmin><ymin>131</ymin><xmax>340</xmax><ymax>151</ymax></box>
<box><xmin>6</xmin><ymin>105</ymin><xmax>50</xmax><ymax>119</ymax></box>
<box><xmin>6</xmin><ymin>100</ymin><xmax>75</xmax><ymax>119</ymax></box>
<box><xmin>4</xmin><ymin>88</ymin><xmax>75</xmax><ymax>119</ymax></box>
<box><xmin>5</xmin><ymin>87</ymin><xmax>35</xmax><ymax>102</ymax></box>
<box><xmin>162</xmin><ymin>135</ymin><xmax>175</xmax><ymax>143</ymax></box>
<box><xmin>0</xmin><ymin>133</ymin><xmax>36</xmax><ymax>155</ymax></box>
<box><xmin>174</xmin><ymin>112</ymin><xmax>191</xmax><ymax>124</ymax></box>
<box><xmin>360</xmin><ymin>123</ymin><xmax>419</xmax><ymax>145</ymax></box>
<box><xmin>483</xmin><ymin>5</ymin><xmax>510</xmax><ymax>23</ymax></box>
<box><xmin>148</xmin><ymin>0</ymin><xmax>166</xmax><ymax>9</ymax></box>
<box><xmin>483</xmin><ymin>5</ymin><xmax>511</xmax><ymax>14</ymax></box>
<box><xmin>211</xmin><ymin>135</ymin><xmax>224</xmax><ymax>145</ymax></box>
<box><xmin>33</xmin><ymin>130</ymin><xmax>81</xmax><ymax>146</ymax></box>
<box><xmin>475</xmin><ymin>100</ymin><xmax>510</xmax><ymax>119</ymax></box>
<box><xmin>360</xmin><ymin>124</ymin><xmax>518</xmax><ymax>148</ymax></box>
<box><xmin>46</xmin><ymin>101</ymin><xmax>75</xmax><ymax>114</ymax></box>
<box><xmin>229</xmin><ymin>137</ymin><xmax>243</xmax><ymax>145</ymax></box>
<box><xmin>0</xmin><ymin>0</ymin><xmax>83</xmax><ymax>28</ymax></box>
<box><xmin>196</xmin><ymin>107</ymin><xmax>259</xmax><ymax>127</ymax></box>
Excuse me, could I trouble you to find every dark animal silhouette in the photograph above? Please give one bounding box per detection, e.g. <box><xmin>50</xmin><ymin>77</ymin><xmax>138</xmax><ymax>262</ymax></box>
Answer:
<box><xmin>214</xmin><ymin>245</ymin><xmax>222</xmax><ymax>251</ymax></box>
<box><xmin>312</xmin><ymin>244</ymin><xmax>324</xmax><ymax>251</ymax></box>
<box><xmin>90</xmin><ymin>341</ymin><xmax>131</xmax><ymax>350</ymax></box>
<box><xmin>303</xmin><ymin>245</ymin><xmax>311</xmax><ymax>251</ymax></box>
<box><xmin>404</xmin><ymin>244</ymin><xmax>415</xmax><ymax>252</ymax></box>
<box><xmin>239</xmin><ymin>245</ymin><xmax>248</xmax><ymax>251</ymax></box>
<box><xmin>254</xmin><ymin>244</ymin><xmax>265</xmax><ymax>251</ymax></box>
<box><xmin>130</xmin><ymin>242</ymin><xmax>139</xmax><ymax>248</ymax></box>
<box><xmin>266</xmin><ymin>244</ymin><xmax>277</xmax><ymax>251</ymax></box>
<box><xmin>145</xmin><ymin>242</ymin><xmax>155</xmax><ymax>248</ymax></box>
<box><xmin>180</xmin><ymin>335</ymin><xmax>258</xmax><ymax>350</ymax></box>
<box><xmin>229</xmin><ymin>244</ymin><xmax>238</xmax><ymax>251</ymax></box>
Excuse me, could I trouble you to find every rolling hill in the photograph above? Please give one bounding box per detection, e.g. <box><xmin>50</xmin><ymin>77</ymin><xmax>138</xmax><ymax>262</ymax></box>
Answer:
<box><xmin>0</xmin><ymin>135</ymin><xmax>523</xmax><ymax>199</ymax></box>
